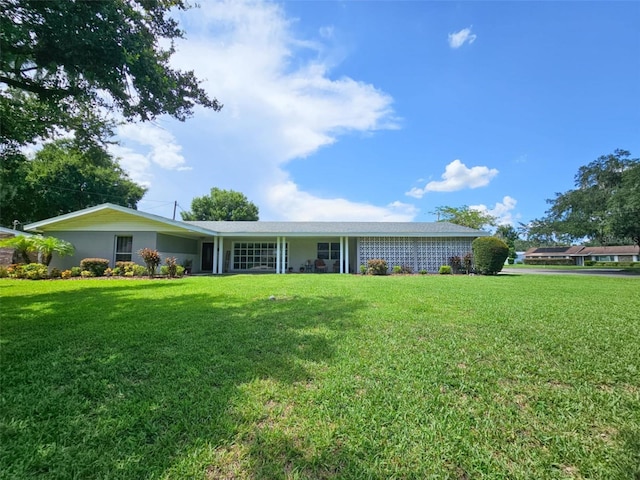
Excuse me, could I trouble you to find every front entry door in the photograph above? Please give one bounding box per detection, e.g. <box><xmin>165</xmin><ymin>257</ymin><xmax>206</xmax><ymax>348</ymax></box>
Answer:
<box><xmin>201</xmin><ymin>242</ymin><xmax>214</xmax><ymax>271</ymax></box>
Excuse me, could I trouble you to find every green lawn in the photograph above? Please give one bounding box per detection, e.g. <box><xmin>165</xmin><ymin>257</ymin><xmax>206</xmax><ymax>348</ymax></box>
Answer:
<box><xmin>1</xmin><ymin>274</ymin><xmax>639</xmax><ymax>479</ymax></box>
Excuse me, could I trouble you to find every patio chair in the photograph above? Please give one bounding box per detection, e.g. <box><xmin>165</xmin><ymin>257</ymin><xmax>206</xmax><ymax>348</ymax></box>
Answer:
<box><xmin>314</xmin><ymin>259</ymin><xmax>327</xmax><ymax>273</ymax></box>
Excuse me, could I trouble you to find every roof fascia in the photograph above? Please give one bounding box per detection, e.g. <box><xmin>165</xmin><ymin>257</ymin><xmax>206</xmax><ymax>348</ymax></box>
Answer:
<box><xmin>216</xmin><ymin>231</ymin><xmax>488</xmax><ymax>238</ymax></box>
<box><xmin>25</xmin><ymin>203</ymin><xmax>218</xmax><ymax>237</ymax></box>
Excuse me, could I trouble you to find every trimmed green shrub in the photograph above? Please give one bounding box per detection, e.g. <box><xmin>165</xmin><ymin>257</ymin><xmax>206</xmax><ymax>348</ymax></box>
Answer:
<box><xmin>439</xmin><ymin>265</ymin><xmax>452</xmax><ymax>275</ymax></box>
<box><xmin>22</xmin><ymin>263</ymin><xmax>49</xmax><ymax>280</ymax></box>
<box><xmin>472</xmin><ymin>237</ymin><xmax>509</xmax><ymax>275</ymax></box>
<box><xmin>80</xmin><ymin>270</ymin><xmax>94</xmax><ymax>278</ymax></box>
<box><xmin>0</xmin><ymin>266</ymin><xmax>8</xmax><ymax>278</ymax></box>
<box><xmin>367</xmin><ymin>259</ymin><xmax>388</xmax><ymax>275</ymax></box>
<box><xmin>80</xmin><ymin>258</ymin><xmax>110</xmax><ymax>276</ymax></box>
<box><xmin>359</xmin><ymin>265</ymin><xmax>367</xmax><ymax>275</ymax></box>
<box><xmin>419</xmin><ymin>269</ymin><xmax>427</xmax><ymax>275</ymax></box>
<box><xmin>70</xmin><ymin>266</ymin><xmax>82</xmax><ymax>277</ymax></box>
<box><xmin>594</xmin><ymin>261</ymin><xmax>640</xmax><ymax>268</ymax></box>
<box><xmin>523</xmin><ymin>258</ymin><xmax>575</xmax><ymax>266</ymax></box>
<box><xmin>50</xmin><ymin>268</ymin><xmax>62</xmax><ymax>278</ymax></box>
<box><xmin>6</xmin><ymin>264</ymin><xmax>25</xmax><ymax>278</ymax></box>
<box><xmin>133</xmin><ymin>265</ymin><xmax>147</xmax><ymax>276</ymax></box>
<box><xmin>115</xmin><ymin>261</ymin><xmax>137</xmax><ymax>273</ymax></box>
<box><xmin>392</xmin><ymin>265</ymin><xmax>403</xmax><ymax>274</ymax></box>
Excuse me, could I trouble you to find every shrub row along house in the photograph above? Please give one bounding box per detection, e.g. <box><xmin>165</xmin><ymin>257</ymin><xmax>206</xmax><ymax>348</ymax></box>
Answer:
<box><xmin>524</xmin><ymin>246</ymin><xmax>640</xmax><ymax>266</ymax></box>
<box><xmin>22</xmin><ymin>203</ymin><xmax>489</xmax><ymax>274</ymax></box>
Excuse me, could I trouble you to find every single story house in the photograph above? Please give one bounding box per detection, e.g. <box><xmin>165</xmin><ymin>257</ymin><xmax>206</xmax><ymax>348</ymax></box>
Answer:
<box><xmin>524</xmin><ymin>245</ymin><xmax>639</xmax><ymax>265</ymax></box>
<box><xmin>24</xmin><ymin>203</ymin><xmax>490</xmax><ymax>274</ymax></box>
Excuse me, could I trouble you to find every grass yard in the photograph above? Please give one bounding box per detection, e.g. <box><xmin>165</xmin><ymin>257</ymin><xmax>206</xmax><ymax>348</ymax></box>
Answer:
<box><xmin>1</xmin><ymin>274</ymin><xmax>639</xmax><ymax>479</ymax></box>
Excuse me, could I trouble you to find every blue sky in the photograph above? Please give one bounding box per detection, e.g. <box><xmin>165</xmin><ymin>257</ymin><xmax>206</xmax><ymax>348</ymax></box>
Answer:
<box><xmin>112</xmin><ymin>0</ymin><xmax>640</xmax><ymax>226</ymax></box>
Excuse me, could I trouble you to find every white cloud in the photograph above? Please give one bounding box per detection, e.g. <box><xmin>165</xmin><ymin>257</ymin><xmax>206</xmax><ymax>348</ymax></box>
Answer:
<box><xmin>448</xmin><ymin>27</ymin><xmax>477</xmax><ymax>49</ymax></box>
<box><xmin>319</xmin><ymin>26</ymin><xmax>334</xmax><ymax>39</ymax></box>
<box><xmin>109</xmin><ymin>144</ymin><xmax>152</xmax><ymax>188</ymax></box>
<box><xmin>406</xmin><ymin>159</ymin><xmax>498</xmax><ymax>198</ymax></box>
<box><xmin>471</xmin><ymin>196</ymin><xmax>519</xmax><ymax>225</ymax></box>
<box><xmin>267</xmin><ymin>181</ymin><xmax>417</xmax><ymax>221</ymax></box>
<box><xmin>134</xmin><ymin>0</ymin><xmax>407</xmax><ymax>220</ymax></box>
<box><xmin>117</xmin><ymin>123</ymin><xmax>187</xmax><ymax>170</ymax></box>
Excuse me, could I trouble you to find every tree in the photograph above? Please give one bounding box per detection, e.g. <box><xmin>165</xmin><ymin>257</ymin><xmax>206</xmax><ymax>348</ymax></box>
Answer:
<box><xmin>608</xmin><ymin>163</ymin><xmax>640</xmax><ymax>249</ymax></box>
<box><xmin>181</xmin><ymin>188</ymin><xmax>259</xmax><ymax>221</ymax></box>
<box><xmin>517</xmin><ymin>220</ymin><xmax>573</xmax><ymax>247</ymax></box>
<box><xmin>0</xmin><ymin>148</ymin><xmax>31</xmax><ymax>226</ymax></box>
<box><xmin>0</xmin><ymin>140</ymin><xmax>147</xmax><ymax>226</ymax></box>
<box><xmin>1</xmin><ymin>0</ymin><xmax>222</xmax><ymax>148</ymax></box>
<box><xmin>495</xmin><ymin>225</ymin><xmax>519</xmax><ymax>245</ymax></box>
<box><xmin>495</xmin><ymin>224</ymin><xmax>519</xmax><ymax>263</ymax></box>
<box><xmin>540</xmin><ymin>149</ymin><xmax>639</xmax><ymax>245</ymax></box>
<box><xmin>472</xmin><ymin>236</ymin><xmax>509</xmax><ymax>275</ymax></box>
<box><xmin>432</xmin><ymin>206</ymin><xmax>496</xmax><ymax>230</ymax></box>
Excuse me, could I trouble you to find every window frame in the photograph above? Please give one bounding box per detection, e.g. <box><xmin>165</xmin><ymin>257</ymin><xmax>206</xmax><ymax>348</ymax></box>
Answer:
<box><xmin>317</xmin><ymin>242</ymin><xmax>341</xmax><ymax>260</ymax></box>
<box><xmin>115</xmin><ymin>236</ymin><xmax>133</xmax><ymax>262</ymax></box>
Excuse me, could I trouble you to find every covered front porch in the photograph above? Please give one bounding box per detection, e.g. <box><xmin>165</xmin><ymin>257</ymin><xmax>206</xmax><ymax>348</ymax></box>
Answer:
<box><xmin>199</xmin><ymin>236</ymin><xmax>356</xmax><ymax>274</ymax></box>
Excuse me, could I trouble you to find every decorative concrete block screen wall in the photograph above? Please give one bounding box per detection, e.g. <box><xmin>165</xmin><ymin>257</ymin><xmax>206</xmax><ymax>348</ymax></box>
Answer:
<box><xmin>358</xmin><ymin>237</ymin><xmax>474</xmax><ymax>273</ymax></box>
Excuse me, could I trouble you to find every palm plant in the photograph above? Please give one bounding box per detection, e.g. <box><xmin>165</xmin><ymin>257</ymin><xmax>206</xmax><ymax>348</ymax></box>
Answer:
<box><xmin>0</xmin><ymin>235</ymin><xmax>35</xmax><ymax>263</ymax></box>
<box><xmin>32</xmin><ymin>236</ymin><xmax>75</xmax><ymax>266</ymax></box>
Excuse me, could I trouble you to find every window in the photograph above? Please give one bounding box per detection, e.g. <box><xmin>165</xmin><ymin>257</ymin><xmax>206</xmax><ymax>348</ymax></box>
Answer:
<box><xmin>232</xmin><ymin>242</ymin><xmax>287</xmax><ymax>270</ymax></box>
<box><xmin>317</xmin><ymin>242</ymin><xmax>341</xmax><ymax>260</ymax></box>
<box><xmin>593</xmin><ymin>255</ymin><xmax>615</xmax><ymax>262</ymax></box>
<box><xmin>115</xmin><ymin>236</ymin><xmax>133</xmax><ymax>262</ymax></box>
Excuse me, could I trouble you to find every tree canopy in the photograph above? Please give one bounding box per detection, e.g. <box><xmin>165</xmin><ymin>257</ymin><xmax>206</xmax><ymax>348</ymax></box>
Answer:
<box><xmin>0</xmin><ymin>140</ymin><xmax>146</xmax><ymax>226</ymax></box>
<box><xmin>607</xmin><ymin>163</ymin><xmax>640</xmax><ymax>248</ymax></box>
<box><xmin>0</xmin><ymin>0</ymin><xmax>221</xmax><ymax>148</ymax></box>
<box><xmin>432</xmin><ymin>205</ymin><xmax>496</xmax><ymax>230</ymax></box>
<box><xmin>181</xmin><ymin>188</ymin><xmax>259</xmax><ymax>221</ymax></box>
<box><xmin>495</xmin><ymin>224</ymin><xmax>519</xmax><ymax>261</ymax></box>
<box><xmin>534</xmin><ymin>149</ymin><xmax>639</xmax><ymax>246</ymax></box>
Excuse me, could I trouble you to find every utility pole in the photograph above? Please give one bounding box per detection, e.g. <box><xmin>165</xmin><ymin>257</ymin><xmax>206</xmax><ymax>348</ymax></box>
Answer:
<box><xmin>172</xmin><ymin>201</ymin><xmax>177</xmax><ymax>221</ymax></box>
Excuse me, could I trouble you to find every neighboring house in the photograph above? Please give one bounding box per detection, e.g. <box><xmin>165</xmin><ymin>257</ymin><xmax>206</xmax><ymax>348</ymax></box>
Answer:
<box><xmin>524</xmin><ymin>245</ymin><xmax>640</xmax><ymax>265</ymax></box>
<box><xmin>24</xmin><ymin>203</ymin><xmax>489</xmax><ymax>274</ymax></box>
<box><xmin>0</xmin><ymin>227</ymin><xmax>35</xmax><ymax>266</ymax></box>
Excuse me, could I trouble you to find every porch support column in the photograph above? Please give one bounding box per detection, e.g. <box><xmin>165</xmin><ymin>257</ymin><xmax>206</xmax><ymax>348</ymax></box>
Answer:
<box><xmin>281</xmin><ymin>237</ymin><xmax>287</xmax><ymax>273</ymax></box>
<box><xmin>276</xmin><ymin>236</ymin><xmax>281</xmax><ymax>274</ymax></box>
<box><xmin>217</xmin><ymin>237</ymin><xmax>224</xmax><ymax>274</ymax></box>
<box><xmin>339</xmin><ymin>236</ymin><xmax>344</xmax><ymax>274</ymax></box>
<box><xmin>213</xmin><ymin>237</ymin><xmax>219</xmax><ymax>274</ymax></box>
<box><xmin>344</xmin><ymin>236</ymin><xmax>350</xmax><ymax>274</ymax></box>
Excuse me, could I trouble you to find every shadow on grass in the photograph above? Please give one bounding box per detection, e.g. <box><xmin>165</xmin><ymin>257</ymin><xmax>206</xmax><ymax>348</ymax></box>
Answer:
<box><xmin>1</xmin><ymin>280</ymin><xmax>365</xmax><ymax>478</ymax></box>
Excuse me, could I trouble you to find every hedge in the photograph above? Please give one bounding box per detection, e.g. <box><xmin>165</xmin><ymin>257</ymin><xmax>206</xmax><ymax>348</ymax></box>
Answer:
<box><xmin>524</xmin><ymin>258</ymin><xmax>576</xmax><ymax>266</ymax></box>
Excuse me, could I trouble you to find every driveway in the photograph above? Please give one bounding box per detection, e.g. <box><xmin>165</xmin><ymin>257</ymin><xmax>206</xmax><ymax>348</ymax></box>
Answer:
<box><xmin>501</xmin><ymin>267</ymin><xmax>640</xmax><ymax>278</ymax></box>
